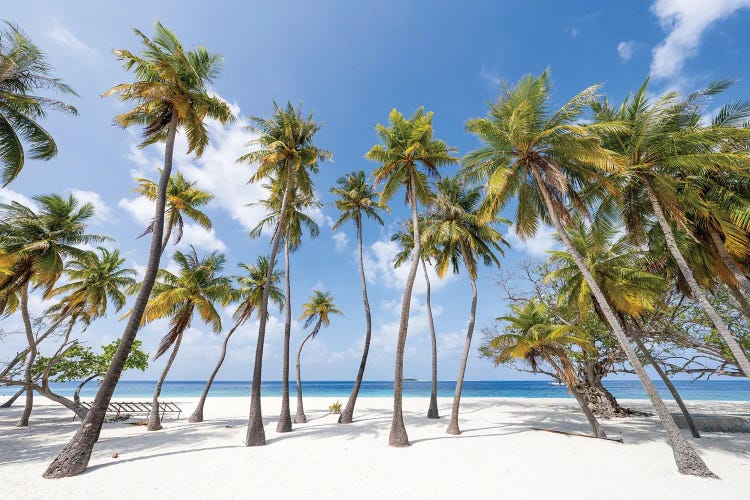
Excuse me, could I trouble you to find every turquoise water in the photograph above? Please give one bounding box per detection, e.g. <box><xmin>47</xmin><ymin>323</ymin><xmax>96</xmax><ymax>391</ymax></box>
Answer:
<box><xmin>18</xmin><ymin>379</ymin><xmax>750</xmax><ymax>401</ymax></box>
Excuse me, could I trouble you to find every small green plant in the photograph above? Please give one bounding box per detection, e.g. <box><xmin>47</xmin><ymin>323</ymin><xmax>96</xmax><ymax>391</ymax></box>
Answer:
<box><xmin>329</xmin><ymin>400</ymin><xmax>342</xmax><ymax>414</ymax></box>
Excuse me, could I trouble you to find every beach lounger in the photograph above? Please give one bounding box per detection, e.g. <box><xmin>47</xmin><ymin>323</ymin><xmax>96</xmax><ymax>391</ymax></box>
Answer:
<box><xmin>76</xmin><ymin>401</ymin><xmax>182</xmax><ymax>421</ymax></box>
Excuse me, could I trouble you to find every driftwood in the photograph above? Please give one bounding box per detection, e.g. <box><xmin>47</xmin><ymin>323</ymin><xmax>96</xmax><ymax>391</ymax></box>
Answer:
<box><xmin>531</xmin><ymin>427</ymin><xmax>624</xmax><ymax>443</ymax></box>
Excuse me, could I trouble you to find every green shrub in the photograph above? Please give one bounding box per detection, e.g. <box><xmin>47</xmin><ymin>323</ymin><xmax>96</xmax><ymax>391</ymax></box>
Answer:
<box><xmin>329</xmin><ymin>400</ymin><xmax>342</xmax><ymax>414</ymax></box>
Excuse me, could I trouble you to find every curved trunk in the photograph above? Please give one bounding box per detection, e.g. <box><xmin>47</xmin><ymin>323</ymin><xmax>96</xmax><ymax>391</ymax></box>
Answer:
<box><xmin>189</xmin><ymin>322</ymin><xmax>240</xmax><ymax>423</ymax></box>
<box><xmin>446</xmin><ymin>275</ymin><xmax>477</xmax><ymax>435</ymax></box>
<box><xmin>74</xmin><ymin>374</ymin><xmax>99</xmax><ymax>405</ymax></box>
<box><xmin>294</xmin><ymin>328</ymin><xmax>316</xmax><ymax>424</ymax></box>
<box><xmin>44</xmin><ymin>113</ymin><xmax>178</xmax><ymax>478</ymax></box>
<box><xmin>532</xmin><ymin>166</ymin><xmax>715</xmax><ymax>477</ymax></box>
<box><xmin>160</xmin><ymin>211</ymin><xmax>177</xmax><ymax>255</ymax></box>
<box><xmin>42</xmin><ymin>319</ymin><xmax>76</xmax><ymax>391</ymax></box>
<box><xmin>245</xmin><ymin>172</ymin><xmax>293</xmax><ymax>447</ymax></box>
<box><xmin>276</xmin><ymin>232</ymin><xmax>293</xmax><ymax>432</ymax></box>
<box><xmin>709</xmin><ymin>227</ymin><xmax>750</xmax><ymax>303</ymax></box>
<box><xmin>548</xmin><ymin>357</ymin><xmax>606</xmax><ymax>438</ymax></box>
<box><xmin>340</xmin><ymin>220</ymin><xmax>373</xmax><ymax>424</ymax></box>
<box><xmin>1</xmin><ymin>387</ymin><xmax>25</xmax><ymax>408</ymax></box>
<box><xmin>389</xmin><ymin>171</ymin><xmax>422</xmax><ymax>447</ymax></box>
<box><xmin>728</xmin><ymin>285</ymin><xmax>750</xmax><ymax>324</ymax></box>
<box><xmin>17</xmin><ymin>283</ymin><xmax>36</xmax><ymax>427</ymax></box>
<box><xmin>423</xmin><ymin>259</ymin><xmax>439</xmax><ymax>419</ymax></box>
<box><xmin>147</xmin><ymin>330</ymin><xmax>184</xmax><ymax>431</ymax></box>
<box><xmin>645</xmin><ymin>182</ymin><xmax>750</xmax><ymax>378</ymax></box>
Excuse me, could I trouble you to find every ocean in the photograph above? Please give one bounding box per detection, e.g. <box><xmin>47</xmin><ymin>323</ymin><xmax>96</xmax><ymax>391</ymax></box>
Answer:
<box><xmin>13</xmin><ymin>379</ymin><xmax>750</xmax><ymax>401</ymax></box>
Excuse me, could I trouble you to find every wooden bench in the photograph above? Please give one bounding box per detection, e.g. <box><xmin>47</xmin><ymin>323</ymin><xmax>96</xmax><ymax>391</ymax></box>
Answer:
<box><xmin>77</xmin><ymin>401</ymin><xmax>182</xmax><ymax>421</ymax></box>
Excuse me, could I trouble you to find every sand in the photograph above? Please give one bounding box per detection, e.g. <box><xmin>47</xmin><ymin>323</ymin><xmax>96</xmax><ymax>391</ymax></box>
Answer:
<box><xmin>1</xmin><ymin>396</ymin><xmax>749</xmax><ymax>499</ymax></box>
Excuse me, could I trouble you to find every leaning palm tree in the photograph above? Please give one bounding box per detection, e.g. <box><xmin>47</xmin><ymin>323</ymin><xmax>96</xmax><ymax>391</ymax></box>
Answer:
<box><xmin>136</xmin><ymin>248</ymin><xmax>232</xmax><ymax>431</ymax></box>
<box><xmin>423</xmin><ymin>177</ymin><xmax>508</xmax><ymax>434</ymax></box>
<box><xmin>0</xmin><ymin>23</ymin><xmax>78</xmax><ymax>186</ymax></box>
<box><xmin>331</xmin><ymin>170</ymin><xmax>389</xmax><ymax>424</ymax></box>
<box><xmin>134</xmin><ymin>171</ymin><xmax>214</xmax><ymax>254</ymax></box>
<box><xmin>461</xmin><ymin>70</ymin><xmax>714</xmax><ymax>476</ymax></box>
<box><xmin>294</xmin><ymin>290</ymin><xmax>342</xmax><ymax>423</ymax></box>
<box><xmin>188</xmin><ymin>256</ymin><xmax>284</xmax><ymax>423</ymax></box>
<box><xmin>45</xmin><ymin>22</ymin><xmax>232</xmax><ymax>478</ymax></box>
<box><xmin>237</xmin><ymin>101</ymin><xmax>330</xmax><ymax>446</ymax></box>
<box><xmin>483</xmin><ymin>300</ymin><xmax>607</xmax><ymax>438</ymax></box>
<box><xmin>250</xmin><ymin>176</ymin><xmax>321</xmax><ymax>433</ymax></box>
<box><xmin>366</xmin><ymin>107</ymin><xmax>459</xmax><ymax>446</ymax></box>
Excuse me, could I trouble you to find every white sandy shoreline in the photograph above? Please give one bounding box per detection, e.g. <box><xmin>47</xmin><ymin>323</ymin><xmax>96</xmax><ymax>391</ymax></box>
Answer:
<box><xmin>1</xmin><ymin>397</ymin><xmax>749</xmax><ymax>499</ymax></box>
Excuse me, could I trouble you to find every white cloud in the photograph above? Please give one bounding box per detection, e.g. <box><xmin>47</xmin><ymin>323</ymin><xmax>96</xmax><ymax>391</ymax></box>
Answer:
<box><xmin>69</xmin><ymin>189</ymin><xmax>113</xmax><ymax>224</ymax></box>
<box><xmin>617</xmin><ymin>40</ymin><xmax>636</xmax><ymax>61</ymax></box>
<box><xmin>0</xmin><ymin>188</ymin><xmax>34</xmax><ymax>207</ymax></box>
<box><xmin>48</xmin><ymin>19</ymin><xmax>95</xmax><ymax>54</ymax></box>
<box><xmin>650</xmin><ymin>0</ymin><xmax>750</xmax><ymax>79</ymax></box>
<box><xmin>504</xmin><ymin>224</ymin><xmax>558</xmax><ymax>258</ymax></box>
<box><xmin>177</xmin><ymin>224</ymin><xmax>227</xmax><ymax>252</ymax></box>
<box><xmin>118</xmin><ymin>195</ymin><xmax>153</xmax><ymax>226</ymax></box>
<box><xmin>480</xmin><ymin>64</ymin><xmax>501</xmax><ymax>87</ymax></box>
<box><xmin>332</xmin><ymin>231</ymin><xmax>349</xmax><ymax>253</ymax></box>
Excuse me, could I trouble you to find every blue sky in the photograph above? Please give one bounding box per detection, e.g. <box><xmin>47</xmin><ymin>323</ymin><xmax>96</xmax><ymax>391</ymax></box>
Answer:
<box><xmin>2</xmin><ymin>0</ymin><xmax>750</xmax><ymax>381</ymax></box>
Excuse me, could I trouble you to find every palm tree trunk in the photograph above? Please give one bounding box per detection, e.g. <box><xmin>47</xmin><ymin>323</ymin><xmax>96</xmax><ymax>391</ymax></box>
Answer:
<box><xmin>340</xmin><ymin>220</ymin><xmax>373</xmax><ymax>424</ymax></box>
<box><xmin>547</xmin><ymin>357</ymin><xmax>606</xmax><ymax>438</ymax></box>
<box><xmin>531</xmin><ymin>166</ymin><xmax>715</xmax><ymax>477</ymax></box>
<box><xmin>276</xmin><ymin>232</ymin><xmax>293</xmax><ymax>432</ymax></box>
<box><xmin>73</xmin><ymin>374</ymin><xmax>99</xmax><ymax>404</ymax></box>
<box><xmin>189</xmin><ymin>322</ymin><xmax>241</xmax><ymax>423</ymax></box>
<box><xmin>645</xmin><ymin>182</ymin><xmax>750</xmax><ymax>378</ymax></box>
<box><xmin>17</xmin><ymin>283</ymin><xmax>36</xmax><ymax>427</ymax></box>
<box><xmin>446</xmin><ymin>275</ymin><xmax>477</xmax><ymax>435</ymax></box>
<box><xmin>160</xmin><ymin>211</ymin><xmax>176</xmax><ymax>255</ymax></box>
<box><xmin>42</xmin><ymin>319</ymin><xmax>76</xmax><ymax>391</ymax></box>
<box><xmin>0</xmin><ymin>313</ymin><xmax>69</xmax><ymax>380</ymax></box>
<box><xmin>147</xmin><ymin>331</ymin><xmax>184</xmax><ymax>431</ymax></box>
<box><xmin>728</xmin><ymin>285</ymin><xmax>750</xmax><ymax>322</ymax></box>
<box><xmin>44</xmin><ymin>113</ymin><xmax>178</xmax><ymax>478</ymax></box>
<box><xmin>390</xmin><ymin>171</ymin><xmax>422</xmax><ymax>447</ymax></box>
<box><xmin>1</xmin><ymin>387</ymin><xmax>25</xmax><ymax>408</ymax></box>
<box><xmin>294</xmin><ymin>329</ymin><xmax>316</xmax><ymax>424</ymax></box>
<box><xmin>245</xmin><ymin>169</ymin><xmax>293</xmax><ymax>447</ymax></box>
<box><xmin>423</xmin><ymin>259</ymin><xmax>439</xmax><ymax>419</ymax></box>
<box><xmin>709</xmin><ymin>227</ymin><xmax>750</xmax><ymax>300</ymax></box>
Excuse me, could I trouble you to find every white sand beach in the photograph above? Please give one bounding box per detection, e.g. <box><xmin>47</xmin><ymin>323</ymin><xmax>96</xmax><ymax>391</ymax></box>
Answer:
<box><xmin>1</xmin><ymin>397</ymin><xmax>749</xmax><ymax>499</ymax></box>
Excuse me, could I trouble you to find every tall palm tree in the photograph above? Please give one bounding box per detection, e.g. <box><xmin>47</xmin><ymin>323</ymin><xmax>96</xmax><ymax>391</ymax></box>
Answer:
<box><xmin>134</xmin><ymin>171</ymin><xmax>214</xmax><ymax>254</ymax></box>
<box><xmin>423</xmin><ymin>177</ymin><xmax>508</xmax><ymax>435</ymax></box>
<box><xmin>331</xmin><ymin>170</ymin><xmax>389</xmax><ymax>424</ymax></box>
<box><xmin>591</xmin><ymin>80</ymin><xmax>750</xmax><ymax>378</ymax></box>
<box><xmin>294</xmin><ymin>290</ymin><xmax>342</xmax><ymax>423</ymax></box>
<box><xmin>0</xmin><ymin>23</ymin><xmax>78</xmax><ymax>186</ymax></box>
<box><xmin>189</xmin><ymin>256</ymin><xmax>284</xmax><ymax>423</ymax></box>
<box><xmin>483</xmin><ymin>300</ymin><xmax>607</xmax><ymax>438</ymax></box>
<box><xmin>366</xmin><ymin>107</ymin><xmax>459</xmax><ymax>447</ymax></box>
<box><xmin>237</xmin><ymin>102</ymin><xmax>330</xmax><ymax>446</ymax></box>
<box><xmin>45</xmin><ymin>22</ymin><xmax>232</xmax><ymax>478</ymax></box>
<box><xmin>137</xmin><ymin>248</ymin><xmax>232</xmax><ymax>431</ymax></box>
<box><xmin>461</xmin><ymin>71</ymin><xmax>715</xmax><ymax>477</ymax></box>
<box><xmin>250</xmin><ymin>178</ymin><xmax>321</xmax><ymax>432</ymax></box>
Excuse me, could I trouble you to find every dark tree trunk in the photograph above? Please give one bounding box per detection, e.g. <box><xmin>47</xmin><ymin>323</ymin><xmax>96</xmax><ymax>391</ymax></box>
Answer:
<box><xmin>17</xmin><ymin>283</ymin><xmax>36</xmax><ymax>427</ymax></box>
<box><xmin>548</xmin><ymin>357</ymin><xmax>607</xmax><ymax>438</ymax></box>
<box><xmin>389</xmin><ymin>172</ymin><xmax>422</xmax><ymax>447</ymax></box>
<box><xmin>245</xmin><ymin>172</ymin><xmax>293</xmax><ymax>447</ymax></box>
<box><xmin>276</xmin><ymin>232</ymin><xmax>293</xmax><ymax>432</ymax></box>
<box><xmin>74</xmin><ymin>375</ymin><xmax>99</xmax><ymax>404</ymax></box>
<box><xmin>423</xmin><ymin>259</ymin><xmax>440</xmax><ymax>420</ymax></box>
<box><xmin>189</xmin><ymin>322</ymin><xmax>240</xmax><ymax>423</ymax></box>
<box><xmin>446</xmin><ymin>274</ymin><xmax>477</xmax><ymax>435</ymax></box>
<box><xmin>340</xmin><ymin>220</ymin><xmax>373</xmax><ymax>424</ymax></box>
<box><xmin>147</xmin><ymin>330</ymin><xmax>184</xmax><ymax>431</ymax></box>
<box><xmin>0</xmin><ymin>387</ymin><xmax>25</xmax><ymax>408</ymax></box>
<box><xmin>576</xmin><ymin>365</ymin><xmax>632</xmax><ymax>418</ymax></box>
<box><xmin>294</xmin><ymin>329</ymin><xmax>316</xmax><ymax>424</ymax></box>
<box><xmin>44</xmin><ymin>113</ymin><xmax>178</xmax><ymax>479</ymax></box>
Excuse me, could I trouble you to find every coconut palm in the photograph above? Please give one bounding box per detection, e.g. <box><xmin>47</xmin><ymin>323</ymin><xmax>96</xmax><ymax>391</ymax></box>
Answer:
<box><xmin>136</xmin><ymin>248</ymin><xmax>232</xmax><ymax>431</ymax></box>
<box><xmin>250</xmin><ymin>178</ymin><xmax>321</xmax><ymax>433</ymax></box>
<box><xmin>331</xmin><ymin>170</ymin><xmax>389</xmax><ymax>424</ymax></box>
<box><xmin>188</xmin><ymin>256</ymin><xmax>284</xmax><ymax>423</ymax></box>
<box><xmin>237</xmin><ymin>101</ymin><xmax>330</xmax><ymax>446</ymax></box>
<box><xmin>461</xmin><ymin>71</ymin><xmax>714</xmax><ymax>476</ymax></box>
<box><xmin>294</xmin><ymin>290</ymin><xmax>342</xmax><ymax>423</ymax></box>
<box><xmin>45</xmin><ymin>22</ymin><xmax>232</xmax><ymax>478</ymax></box>
<box><xmin>133</xmin><ymin>171</ymin><xmax>214</xmax><ymax>254</ymax></box>
<box><xmin>484</xmin><ymin>300</ymin><xmax>607</xmax><ymax>438</ymax></box>
<box><xmin>423</xmin><ymin>177</ymin><xmax>508</xmax><ymax>434</ymax></box>
<box><xmin>0</xmin><ymin>23</ymin><xmax>78</xmax><ymax>186</ymax></box>
<box><xmin>366</xmin><ymin>107</ymin><xmax>459</xmax><ymax>446</ymax></box>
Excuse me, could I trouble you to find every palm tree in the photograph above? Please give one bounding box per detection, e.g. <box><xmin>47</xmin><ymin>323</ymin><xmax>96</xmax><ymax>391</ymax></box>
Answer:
<box><xmin>591</xmin><ymin>80</ymin><xmax>750</xmax><ymax>378</ymax></box>
<box><xmin>45</xmin><ymin>22</ymin><xmax>232</xmax><ymax>478</ymax></box>
<box><xmin>250</xmin><ymin>176</ymin><xmax>321</xmax><ymax>432</ymax></box>
<box><xmin>133</xmin><ymin>171</ymin><xmax>214</xmax><ymax>254</ymax></box>
<box><xmin>0</xmin><ymin>23</ymin><xmax>78</xmax><ymax>186</ymax></box>
<box><xmin>423</xmin><ymin>177</ymin><xmax>508</xmax><ymax>434</ymax></box>
<box><xmin>366</xmin><ymin>107</ymin><xmax>459</xmax><ymax>446</ymax></box>
<box><xmin>484</xmin><ymin>300</ymin><xmax>607</xmax><ymax>438</ymax></box>
<box><xmin>294</xmin><ymin>290</ymin><xmax>342</xmax><ymax>423</ymax></box>
<box><xmin>137</xmin><ymin>248</ymin><xmax>232</xmax><ymax>431</ymax></box>
<box><xmin>461</xmin><ymin>71</ymin><xmax>715</xmax><ymax>477</ymax></box>
<box><xmin>237</xmin><ymin>102</ymin><xmax>330</xmax><ymax>446</ymax></box>
<box><xmin>331</xmin><ymin>170</ymin><xmax>389</xmax><ymax>424</ymax></box>
<box><xmin>189</xmin><ymin>256</ymin><xmax>284</xmax><ymax>423</ymax></box>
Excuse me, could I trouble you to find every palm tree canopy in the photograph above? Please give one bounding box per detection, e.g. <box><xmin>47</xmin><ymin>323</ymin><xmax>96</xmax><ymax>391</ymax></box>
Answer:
<box><xmin>391</xmin><ymin>216</ymin><xmax>436</xmax><ymax>268</ymax></box>
<box><xmin>102</xmin><ymin>21</ymin><xmax>233</xmax><ymax>156</ymax></box>
<box><xmin>330</xmin><ymin>170</ymin><xmax>390</xmax><ymax>230</ymax></box>
<box><xmin>298</xmin><ymin>290</ymin><xmax>343</xmax><ymax>337</ymax></box>
<box><xmin>232</xmin><ymin>255</ymin><xmax>285</xmax><ymax>325</ymax></box>
<box><xmin>0</xmin><ymin>23</ymin><xmax>78</xmax><ymax>186</ymax></box>
<box><xmin>367</xmin><ymin>107</ymin><xmax>459</xmax><ymax>205</ymax></box>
